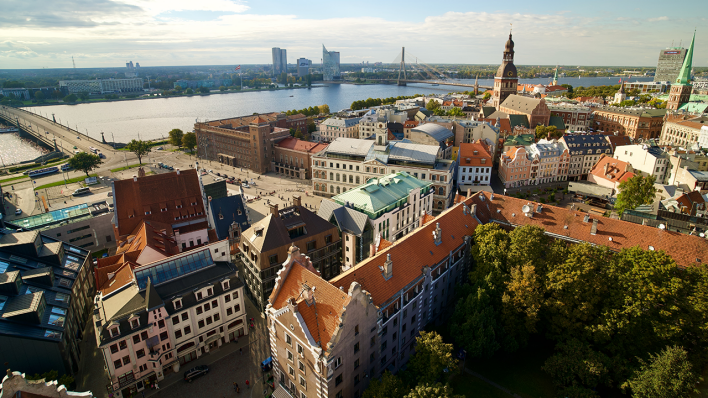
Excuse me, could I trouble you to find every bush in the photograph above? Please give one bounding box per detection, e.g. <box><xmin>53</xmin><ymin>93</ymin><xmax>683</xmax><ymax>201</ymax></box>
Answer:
<box><xmin>540</xmin><ymin>198</ymin><xmax>546</xmax><ymax>204</ymax></box>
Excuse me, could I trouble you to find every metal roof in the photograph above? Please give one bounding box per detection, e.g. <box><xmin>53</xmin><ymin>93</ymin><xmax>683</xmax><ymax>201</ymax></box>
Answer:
<box><xmin>388</xmin><ymin>142</ymin><xmax>439</xmax><ymax>164</ymax></box>
<box><xmin>323</xmin><ymin>138</ymin><xmax>374</xmax><ymax>156</ymax></box>
<box><xmin>410</xmin><ymin>123</ymin><xmax>454</xmax><ymax>142</ymax></box>
<box><xmin>332</xmin><ymin>172</ymin><xmax>432</xmax><ymax>216</ymax></box>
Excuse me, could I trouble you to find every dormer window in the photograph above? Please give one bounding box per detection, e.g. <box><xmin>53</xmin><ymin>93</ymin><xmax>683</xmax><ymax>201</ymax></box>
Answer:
<box><xmin>161</xmin><ymin>208</ymin><xmax>167</xmax><ymax>212</ymax></box>
<box><xmin>219</xmin><ymin>214</ymin><xmax>224</xmax><ymax>220</ymax></box>
<box><xmin>109</xmin><ymin>327</ymin><xmax>120</xmax><ymax>338</ymax></box>
<box><xmin>145</xmin><ymin>211</ymin><xmax>151</xmax><ymax>215</ymax></box>
<box><xmin>130</xmin><ymin>318</ymin><xmax>140</xmax><ymax>329</ymax></box>
<box><xmin>174</xmin><ymin>299</ymin><xmax>182</xmax><ymax>310</ymax></box>
<box><xmin>196</xmin><ymin>292</ymin><xmax>203</xmax><ymax>300</ymax></box>
<box><xmin>207</xmin><ymin>288</ymin><xmax>213</xmax><ymax>296</ymax></box>
<box><xmin>222</xmin><ymin>280</ymin><xmax>230</xmax><ymax>291</ymax></box>
<box><xmin>237</xmin><ymin>210</ymin><xmax>242</xmax><ymax>215</ymax></box>
<box><xmin>191</xmin><ymin>202</ymin><xmax>197</xmax><ymax>206</ymax></box>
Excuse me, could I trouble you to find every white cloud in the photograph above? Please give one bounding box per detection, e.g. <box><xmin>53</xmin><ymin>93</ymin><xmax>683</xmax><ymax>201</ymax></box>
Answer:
<box><xmin>648</xmin><ymin>16</ymin><xmax>669</xmax><ymax>22</ymax></box>
<box><xmin>119</xmin><ymin>0</ymin><xmax>249</xmax><ymax>14</ymax></box>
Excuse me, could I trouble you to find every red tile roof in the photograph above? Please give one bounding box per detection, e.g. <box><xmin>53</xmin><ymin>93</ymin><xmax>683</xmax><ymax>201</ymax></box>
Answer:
<box><xmin>404</xmin><ymin>121</ymin><xmax>419</xmax><ymax>128</ymax></box>
<box><xmin>252</xmin><ymin>116</ymin><xmax>269</xmax><ymax>125</ymax></box>
<box><xmin>113</xmin><ymin>170</ymin><xmax>206</xmax><ymax>237</ymax></box>
<box><xmin>481</xmin><ymin>118</ymin><xmax>512</xmax><ymax>133</ymax></box>
<box><xmin>590</xmin><ymin>155</ymin><xmax>634</xmax><ymax>184</ymax></box>
<box><xmin>277</xmin><ymin>137</ymin><xmax>328</xmax><ymax>153</ymax></box>
<box><xmin>604</xmin><ymin>135</ymin><xmax>632</xmax><ymax>152</ymax></box>
<box><xmin>330</xmin><ymin>198</ymin><xmax>480</xmax><ymax>306</ymax></box>
<box><xmin>676</xmin><ymin>191</ymin><xmax>705</xmax><ymax>214</ymax></box>
<box><xmin>270</xmin><ymin>260</ymin><xmax>349</xmax><ymax>351</ymax></box>
<box><xmin>459</xmin><ymin>140</ymin><xmax>492</xmax><ymax>167</ymax></box>
<box><xmin>470</xmin><ymin>191</ymin><xmax>708</xmax><ymax>268</ymax></box>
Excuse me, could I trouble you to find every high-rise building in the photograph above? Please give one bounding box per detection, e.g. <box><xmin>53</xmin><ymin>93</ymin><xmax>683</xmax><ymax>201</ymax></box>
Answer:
<box><xmin>322</xmin><ymin>45</ymin><xmax>341</xmax><ymax>81</ymax></box>
<box><xmin>296</xmin><ymin>58</ymin><xmax>312</xmax><ymax>77</ymax></box>
<box><xmin>654</xmin><ymin>47</ymin><xmax>688</xmax><ymax>82</ymax></box>
<box><xmin>272</xmin><ymin>47</ymin><xmax>287</xmax><ymax>77</ymax></box>
<box><xmin>667</xmin><ymin>31</ymin><xmax>695</xmax><ymax>111</ymax></box>
<box><xmin>491</xmin><ymin>32</ymin><xmax>518</xmax><ymax>109</ymax></box>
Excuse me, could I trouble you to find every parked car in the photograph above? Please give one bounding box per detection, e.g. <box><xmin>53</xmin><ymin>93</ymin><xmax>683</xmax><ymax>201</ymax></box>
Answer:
<box><xmin>15</xmin><ymin>209</ymin><xmax>22</xmax><ymax>215</ymax></box>
<box><xmin>72</xmin><ymin>187</ymin><xmax>91</xmax><ymax>196</ymax></box>
<box><xmin>156</xmin><ymin>146</ymin><xmax>164</xmax><ymax>150</ymax></box>
<box><xmin>183</xmin><ymin>365</ymin><xmax>209</xmax><ymax>383</ymax></box>
<box><xmin>216</xmin><ymin>172</ymin><xmax>222</xmax><ymax>177</ymax></box>
<box><xmin>242</xmin><ymin>183</ymin><xmax>250</xmax><ymax>188</ymax></box>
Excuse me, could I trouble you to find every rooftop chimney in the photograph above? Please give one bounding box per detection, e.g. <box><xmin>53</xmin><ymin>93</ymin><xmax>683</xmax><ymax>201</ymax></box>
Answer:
<box><xmin>270</xmin><ymin>203</ymin><xmax>279</xmax><ymax>216</ymax></box>
<box><xmin>293</xmin><ymin>195</ymin><xmax>302</xmax><ymax>207</ymax></box>
<box><xmin>603</xmin><ymin>162</ymin><xmax>609</xmax><ymax>175</ymax></box>
<box><xmin>467</xmin><ymin>188</ymin><xmax>472</xmax><ymax>198</ymax></box>
<box><xmin>591</xmin><ymin>219</ymin><xmax>598</xmax><ymax>235</ymax></box>
<box><xmin>583</xmin><ymin>214</ymin><xmax>590</xmax><ymax>223</ymax></box>
<box><xmin>176</xmin><ymin>168</ymin><xmax>180</xmax><ymax>175</ymax></box>
<box><xmin>383</xmin><ymin>253</ymin><xmax>393</xmax><ymax>280</ymax></box>
<box><xmin>133</xmin><ymin>175</ymin><xmax>137</xmax><ymax>182</ymax></box>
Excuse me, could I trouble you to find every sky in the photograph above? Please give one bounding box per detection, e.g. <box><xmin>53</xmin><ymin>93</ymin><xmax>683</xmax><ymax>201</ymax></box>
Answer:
<box><xmin>1</xmin><ymin>0</ymin><xmax>706</xmax><ymax>69</ymax></box>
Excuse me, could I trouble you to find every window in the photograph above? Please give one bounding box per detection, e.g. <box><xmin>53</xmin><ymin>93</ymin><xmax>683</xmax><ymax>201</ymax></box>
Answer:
<box><xmin>160</xmin><ymin>331</ymin><xmax>168</xmax><ymax>341</ymax></box>
<box><xmin>133</xmin><ymin>334</ymin><xmax>140</xmax><ymax>344</ymax></box>
<box><xmin>184</xmin><ymin>326</ymin><xmax>191</xmax><ymax>335</ymax></box>
<box><xmin>206</xmin><ymin>316</ymin><xmax>213</xmax><ymax>325</ymax></box>
<box><xmin>269</xmin><ymin>254</ymin><xmax>279</xmax><ymax>265</ymax></box>
<box><xmin>354</xmin><ymin>342</ymin><xmax>360</xmax><ymax>353</ymax></box>
<box><xmin>175</xmin><ymin>329</ymin><xmax>183</xmax><ymax>339</ymax></box>
<box><xmin>141</xmin><ymin>331</ymin><xmax>148</xmax><ymax>340</ymax></box>
<box><xmin>197</xmin><ymin>292</ymin><xmax>203</xmax><ymax>300</ymax></box>
<box><xmin>122</xmin><ymin>355</ymin><xmax>131</xmax><ymax>366</ymax></box>
<box><xmin>119</xmin><ymin>340</ymin><xmax>127</xmax><ymax>350</ymax></box>
<box><xmin>334</xmin><ymin>356</ymin><xmax>342</xmax><ymax>368</ymax></box>
<box><xmin>158</xmin><ymin>319</ymin><xmax>165</xmax><ymax>329</ymax></box>
<box><xmin>214</xmin><ymin>313</ymin><xmax>220</xmax><ymax>322</ymax></box>
<box><xmin>286</xmin><ymin>333</ymin><xmax>292</xmax><ymax>346</ymax></box>
<box><xmin>110</xmin><ymin>344</ymin><xmax>118</xmax><ymax>354</ymax></box>
<box><xmin>204</xmin><ymin>303</ymin><xmax>211</xmax><ymax>311</ymax></box>
<box><xmin>354</xmin><ymin>358</ymin><xmax>360</xmax><ymax>369</ymax></box>
<box><xmin>288</xmin><ymin>350</ymin><xmax>294</xmax><ymax>362</ymax></box>
<box><xmin>299</xmin><ymin>375</ymin><xmax>306</xmax><ymax>388</ymax></box>
<box><xmin>227</xmin><ymin>307</ymin><xmax>233</xmax><ymax>316</ymax></box>
<box><xmin>113</xmin><ymin>359</ymin><xmax>122</xmax><ymax>369</ymax></box>
<box><xmin>355</xmin><ymin>324</ymin><xmax>359</xmax><ymax>336</ymax></box>
<box><xmin>196</xmin><ymin>306</ymin><xmax>203</xmax><ymax>315</ymax></box>
<box><xmin>299</xmin><ymin>360</ymin><xmax>305</xmax><ymax>373</ymax></box>
<box><xmin>354</xmin><ymin>374</ymin><xmax>360</xmax><ymax>385</ymax></box>
<box><xmin>182</xmin><ymin>313</ymin><xmax>189</xmax><ymax>321</ymax></box>
<box><xmin>297</xmin><ymin>343</ymin><xmax>303</xmax><ymax>355</ymax></box>
<box><xmin>110</xmin><ymin>327</ymin><xmax>120</xmax><ymax>338</ymax></box>
<box><xmin>136</xmin><ymin>349</ymin><xmax>145</xmax><ymax>358</ymax></box>
<box><xmin>335</xmin><ymin>374</ymin><xmax>343</xmax><ymax>386</ymax></box>
<box><xmin>225</xmin><ymin>294</ymin><xmax>231</xmax><ymax>303</ymax></box>
<box><xmin>198</xmin><ymin>320</ymin><xmax>205</xmax><ymax>328</ymax></box>
<box><xmin>370</xmin><ymin>336</ymin><xmax>376</xmax><ymax>347</ymax></box>
<box><xmin>212</xmin><ymin>299</ymin><xmax>218</xmax><ymax>308</ymax></box>
<box><xmin>289</xmin><ymin>365</ymin><xmax>295</xmax><ymax>377</ymax></box>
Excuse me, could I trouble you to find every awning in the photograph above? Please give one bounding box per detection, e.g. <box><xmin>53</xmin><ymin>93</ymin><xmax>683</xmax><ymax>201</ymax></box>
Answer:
<box><xmin>272</xmin><ymin>385</ymin><xmax>295</xmax><ymax>398</ymax></box>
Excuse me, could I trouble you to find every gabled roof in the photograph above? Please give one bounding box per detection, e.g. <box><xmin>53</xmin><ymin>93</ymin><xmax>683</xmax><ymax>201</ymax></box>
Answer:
<box><xmin>549</xmin><ymin>116</ymin><xmax>566</xmax><ymax>131</ymax></box>
<box><xmin>209</xmin><ymin>195</ymin><xmax>250</xmax><ymax>240</ymax></box>
<box><xmin>470</xmin><ymin>191</ymin><xmax>708</xmax><ymax>268</ymax></box>
<box><xmin>500</xmin><ymin>95</ymin><xmax>544</xmax><ymax>114</ymax></box>
<box><xmin>269</xmin><ymin>260</ymin><xmax>349</xmax><ymax>351</ymax></box>
<box><xmin>277</xmin><ymin>137</ymin><xmax>328</xmax><ymax>153</ymax></box>
<box><xmin>590</xmin><ymin>155</ymin><xmax>635</xmax><ymax>183</ymax></box>
<box><xmin>459</xmin><ymin>141</ymin><xmax>492</xmax><ymax>167</ymax></box>
<box><xmin>330</xmin><ymin>197</ymin><xmax>480</xmax><ymax>306</ymax></box>
<box><xmin>317</xmin><ymin>199</ymin><xmax>369</xmax><ymax>236</ymax></box>
<box><xmin>241</xmin><ymin>205</ymin><xmax>336</xmax><ymax>253</ymax></box>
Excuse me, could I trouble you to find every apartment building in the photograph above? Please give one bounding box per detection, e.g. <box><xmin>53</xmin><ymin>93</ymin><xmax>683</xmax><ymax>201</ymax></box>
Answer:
<box><xmin>93</xmin><ymin>239</ymin><xmax>243</xmax><ymax>398</ymax></box>
<box><xmin>592</xmin><ymin>106</ymin><xmax>666</xmax><ymax>140</ymax></box>
<box><xmin>499</xmin><ymin>146</ymin><xmax>533</xmax><ymax>189</ymax></box>
<box><xmin>321</xmin><ymin>172</ymin><xmax>433</xmax><ymax>270</ymax></box>
<box><xmin>266</xmin><ymin>198</ymin><xmax>476</xmax><ymax>398</ymax></box>
<box><xmin>238</xmin><ymin>196</ymin><xmax>341</xmax><ymax>310</ymax></box>
<box><xmin>528</xmin><ymin>139</ymin><xmax>570</xmax><ymax>185</ymax></box>
<box><xmin>272</xmin><ymin>138</ymin><xmax>328</xmax><ymax>180</ymax></box>
<box><xmin>588</xmin><ymin>155</ymin><xmax>635</xmax><ymax>192</ymax></box>
<box><xmin>547</xmin><ymin>103</ymin><xmax>592</xmax><ymax>132</ymax></box>
<box><xmin>560</xmin><ymin>133</ymin><xmax>613</xmax><ymax>181</ymax></box>
<box><xmin>0</xmin><ymin>231</ymin><xmax>94</xmax><ymax>377</ymax></box>
<box><xmin>614</xmin><ymin>144</ymin><xmax>670</xmax><ymax>183</ymax></box>
<box><xmin>457</xmin><ymin>140</ymin><xmax>493</xmax><ymax>187</ymax></box>
<box><xmin>659</xmin><ymin>115</ymin><xmax>708</xmax><ymax>147</ymax></box>
<box><xmin>317</xmin><ymin>117</ymin><xmax>362</xmax><ymax>142</ymax></box>
<box><xmin>310</xmin><ymin>138</ymin><xmax>456</xmax><ymax>214</ymax></box>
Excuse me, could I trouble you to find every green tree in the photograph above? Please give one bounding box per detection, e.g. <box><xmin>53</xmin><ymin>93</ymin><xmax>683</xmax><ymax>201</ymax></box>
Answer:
<box><xmin>543</xmin><ymin>339</ymin><xmax>610</xmax><ymax>397</ymax></box>
<box><xmin>185</xmin><ymin>88</ymin><xmax>194</xmax><ymax>94</ymax></box>
<box><xmin>219</xmin><ymin>85</ymin><xmax>226</xmax><ymax>91</ymax></box>
<box><xmin>198</xmin><ymin>86</ymin><xmax>210</xmax><ymax>94</ymax></box>
<box><xmin>624</xmin><ymin>346</ymin><xmax>701</xmax><ymax>398</ymax></box>
<box><xmin>446</xmin><ymin>107</ymin><xmax>465</xmax><ymax>117</ymax></box>
<box><xmin>482</xmin><ymin>92</ymin><xmax>491</xmax><ymax>100</ymax></box>
<box><xmin>408</xmin><ymin>331</ymin><xmax>459</xmax><ymax>385</ymax></box>
<box><xmin>425</xmin><ymin>100</ymin><xmax>440</xmax><ymax>111</ymax></box>
<box><xmin>362</xmin><ymin>371</ymin><xmax>407</xmax><ymax>398</ymax></box>
<box><xmin>306</xmin><ymin>74</ymin><xmax>312</xmax><ymax>87</ymax></box>
<box><xmin>78</xmin><ymin>91</ymin><xmax>89</xmax><ymax>101</ymax></box>
<box><xmin>126</xmin><ymin>139</ymin><xmax>151</xmax><ymax>165</ymax></box>
<box><xmin>320</xmin><ymin>104</ymin><xmax>330</xmax><ymax>114</ymax></box>
<box><xmin>63</xmin><ymin>94</ymin><xmax>78</xmax><ymax>103</ymax></box>
<box><xmin>614</xmin><ymin>175</ymin><xmax>656</xmax><ymax>216</ymax></box>
<box><xmin>34</xmin><ymin>90</ymin><xmax>45</xmax><ymax>102</ymax></box>
<box><xmin>26</xmin><ymin>370</ymin><xmax>74</xmax><ymax>389</ymax></box>
<box><xmin>404</xmin><ymin>383</ymin><xmax>463</xmax><ymax>398</ymax></box>
<box><xmin>168</xmin><ymin>128</ymin><xmax>184</xmax><ymax>148</ymax></box>
<box><xmin>68</xmin><ymin>152</ymin><xmax>102</xmax><ymax>177</ymax></box>
<box><xmin>535</xmin><ymin>125</ymin><xmax>561</xmax><ymax>140</ymax></box>
<box><xmin>182</xmin><ymin>132</ymin><xmax>197</xmax><ymax>153</ymax></box>
<box><xmin>294</xmin><ymin>129</ymin><xmax>304</xmax><ymax>139</ymax></box>
<box><xmin>451</xmin><ymin>285</ymin><xmax>501</xmax><ymax>358</ymax></box>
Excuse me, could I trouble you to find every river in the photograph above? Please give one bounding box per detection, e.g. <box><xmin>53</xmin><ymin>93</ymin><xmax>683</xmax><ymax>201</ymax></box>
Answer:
<box><xmin>23</xmin><ymin>76</ymin><xmax>653</xmax><ymax>143</ymax></box>
<box><xmin>0</xmin><ymin>133</ymin><xmax>49</xmax><ymax>165</ymax></box>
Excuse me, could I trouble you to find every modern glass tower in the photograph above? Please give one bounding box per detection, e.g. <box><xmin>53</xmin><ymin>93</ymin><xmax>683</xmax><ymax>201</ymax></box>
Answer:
<box><xmin>322</xmin><ymin>45</ymin><xmax>341</xmax><ymax>81</ymax></box>
<box><xmin>271</xmin><ymin>47</ymin><xmax>287</xmax><ymax>77</ymax></box>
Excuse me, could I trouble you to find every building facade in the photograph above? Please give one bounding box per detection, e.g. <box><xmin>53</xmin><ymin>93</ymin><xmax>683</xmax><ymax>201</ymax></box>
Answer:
<box><xmin>238</xmin><ymin>197</ymin><xmax>341</xmax><ymax>310</ymax></box>
<box><xmin>0</xmin><ymin>231</ymin><xmax>93</xmax><ymax>377</ymax></box>
<box><xmin>659</xmin><ymin>115</ymin><xmax>708</xmax><ymax>147</ymax></box>
<box><xmin>272</xmin><ymin>48</ymin><xmax>288</xmax><ymax>77</ymax></box>
<box><xmin>560</xmin><ymin>133</ymin><xmax>613</xmax><ymax>181</ymax></box>
<box><xmin>547</xmin><ymin>103</ymin><xmax>592</xmax><ymax>132</ymax></box>
<box><xmin>528</xmin><ymin>139</ymin><xmax>570</xmax><ymax>185</ymax></box>
<box><xmin>318</xmin><ymin>116</ymin><xmax>362</xmax><ymax>142</ymax></box>
<box><xmin>491</xmin><ymin>32</ymin><xmax>518</xmax><ymax>109</ymax></box>
<box><xmin>59</xmin><ymin>79</ymin><xmax>144</xmax><ymax>94</ymax></box>
<box><xmin>297</xmin><ymin>58</ymin><xmax>312</xmax><ymax>77</ymax></box>
<box><xmin>498</xmin><ymin>146</ymin><xmax>532</xmax><ymax>188</ymax></box>
<box><xmin>655</xmin><ymin>47</ymin><xmax>688</xmax><ymax>83</ymax></box>
<box><xmin>272</xmin><ymin>138</ymin><xmax>328</xmax><ymax>180</ymax></box>
<box><xmin>614</xmin><ymin>144</ymin><xmax>670</xmax><ymax>183</ymax></box>
<box><xmin>499</xmin><ymin>95</ymin><xmax>551</xmax><ymax>128</ymax></box>
<box><xmin>457</xmin><ymin>141</ymin><xmax>493</xmax><ymax>187</ymax></box>
<box><xmin>592</xmin><ymin>106</ymin><xmax>666</xmax><ymax>140</ymax></box>
<box><xmin>323</xmin><ymin>45</ymin><xmax>341</xmax><ymax>81</ymax></box>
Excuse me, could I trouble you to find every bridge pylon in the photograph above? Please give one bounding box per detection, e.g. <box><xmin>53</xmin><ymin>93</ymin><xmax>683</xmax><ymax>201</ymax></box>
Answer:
<box><xmin>397</xmin><ymin>47</ymin><xmax>407</xmax><ymax>86</ymax></box>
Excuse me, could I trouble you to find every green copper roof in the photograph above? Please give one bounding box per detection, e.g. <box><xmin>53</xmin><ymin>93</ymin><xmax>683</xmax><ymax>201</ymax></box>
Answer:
<box><xmin>332</xmin><ymin>172</ymin><xmax>432</xmax><ymax>219</ymax></box>
<box><xmin>504</xmin><ymin>134</ymin><xmax>534</xmax><ymax>147</ymax></box>
<box><xmin>676</xmin><ymin>31</ymin><xmax>695</xmax><ymax>85</ymax></box>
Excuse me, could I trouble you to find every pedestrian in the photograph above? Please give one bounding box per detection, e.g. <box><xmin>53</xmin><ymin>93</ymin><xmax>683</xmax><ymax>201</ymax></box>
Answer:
<box><xmin>240</xmin><ymin>347</ymin><xmax>243</xmax><ymax>354</ymax></box>
<box><xmin>245</xmin><ymin>380</ymin><xmax>250</xmax><ymax>389</ymax></box>
<box><xmin>155</xmin><ymin>382</ymin><xmax>159</xmax><ymax>389</ymax></box>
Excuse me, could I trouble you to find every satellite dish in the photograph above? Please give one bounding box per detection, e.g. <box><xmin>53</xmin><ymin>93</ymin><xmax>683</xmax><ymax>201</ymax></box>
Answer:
<box><xmin>521</xmin><ymin>205</ymin><xmax>531</xmax><ymax>214</ymax></box>
<box><xmin>700</xmin><ymin>233</ymin><xmax>706</xmax><ymax>238</ymax></box>
<box><xmin>658</xmin><ymin>224</ymin><xmax>666</xmax><ymax>230</ymax></box>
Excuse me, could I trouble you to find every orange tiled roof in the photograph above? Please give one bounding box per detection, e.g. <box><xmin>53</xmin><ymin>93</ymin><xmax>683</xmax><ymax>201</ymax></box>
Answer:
<box><xmin>481</xmin><ymin>118</ymin><xmax>512</xmax><ymax>133</ymax></box>
<box><xmin>252</xmin><ymin>116</ymin><xmax>269</xmax><ymax>125</ymax></box>
<box><xmin>378</xmin><ymin>238</ymin><xmax>393</xmax><ymax>251</ymax></box>
<box><xmin>459</xmin><ymin>140</ymin><xmax>492</xmax><ymax>167</ymax></box>
<box><xmin>330</xmin><ymin>198</ymin><xmax>480</xmax><ymax>306</ymax></box>
<box><xmin>404</xmin><ymin>120</ymin><xmax>419</xmax><ymax>128</ymax></box>
<box><xmin>270</xmin><ymin>262</ymin><xmax>349</xmax><ymax>351</ymax></box>
<box><xmin>590</xmin><ymin>155</ymin><xmax>634</xmax><ymax>183</ymax></box>
<box><xmin>545</xmin><ymin>85</ymin><xmax>567</xmax><ymax>92</ymax></box>
<box><xmin>470</xmin><ymin>192</ymin><xmax>708</xmax><ymax>268</ymax></box>
<box><xmin>277</xmin><ymin>137</ymin><xmax>328</xmax><ymax>153</ymax></box>
<box><xmin>676</xmin><ymin>120</ymin><xmax>706</xmax><ymax>130</ymax></box>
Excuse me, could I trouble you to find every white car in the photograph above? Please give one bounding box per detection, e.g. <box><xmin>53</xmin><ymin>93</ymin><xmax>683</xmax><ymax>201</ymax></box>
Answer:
<box><xmin>242</xmin><ymin>183</ymin><xmax>250</xmax><ymax>188</ymax></box>
<box><xmin>15</xmin><ymin>209</ymin><xmax>22</xmax><ymax>215</ymax></box>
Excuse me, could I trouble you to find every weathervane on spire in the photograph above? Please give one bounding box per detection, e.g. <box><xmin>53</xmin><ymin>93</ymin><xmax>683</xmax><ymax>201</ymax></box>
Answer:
<box><xmin>510</xmin><ymin>23</ymin><xmax>512</xmax><ymax>34</ymax></box>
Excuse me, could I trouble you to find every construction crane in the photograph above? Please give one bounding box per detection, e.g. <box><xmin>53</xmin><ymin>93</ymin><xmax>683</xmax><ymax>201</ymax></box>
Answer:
<box><xmin>72</xmin><ymin>56</ymin><xmax>76</xmax><ymax>69</ymax></box>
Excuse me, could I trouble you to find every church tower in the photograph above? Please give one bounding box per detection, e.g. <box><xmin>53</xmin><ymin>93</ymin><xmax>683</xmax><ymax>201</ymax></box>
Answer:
<box><xmin>614</xmin><ymin>81</ymin><xmax>626</xmax><ymax>104</ymax></box>
<box><xmin>667</xmin><ymin>31</ymin><xmax>695</xmax><ymax>111</ymax></box>
<box><xmin>491</xmin><ymin>31</ymin><xmax>519</xmax><ymax>109</ymax></box>
<box><xmin>552</xmin><ymin>66</ymin><xmax>559</xmax><ymax>86</ymax></box>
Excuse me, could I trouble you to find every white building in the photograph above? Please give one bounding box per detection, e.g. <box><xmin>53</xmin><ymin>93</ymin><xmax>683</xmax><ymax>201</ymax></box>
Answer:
<box><xmin>316</xmin><ymin>116</ymin><xmax>361</xmax><ymax>142</ymax></box>
<box><xmin>457</xmin><ymin>140</ymin><xmax>493</xmax><ymax>187</ymax></box>
<box><xmin>699</xmin><ymin>125</ymin><xmax>708</xmax><ymax>149</ymax></box>
<box><xmin>59</xmin><ymin>78</ymin><xmax>144</xmax><ymax>94</ymax></box>
<box><xmin>614</xmin><ymin>144</ymin><xmax>670</xmax><ymax>183</ymax></box>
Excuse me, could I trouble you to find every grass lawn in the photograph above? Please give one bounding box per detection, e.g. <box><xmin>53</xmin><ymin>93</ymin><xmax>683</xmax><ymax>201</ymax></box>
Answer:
<box><xmin>91</xmin><ymin>248</ymin><xmax>109</xmax><ymax>258</ymax></box>
<box><xmin>449</xmin><ymin>373</ymin><xmax>512</xmax><ymax>398</ymax></box>
<box><xmin>117</xmin><ymin>140</ymin><xmax>168</xmax><ymax>150</ymax></box>
<box><xmin>0</xmin><ymin>175</ymin><xmax>29</xmax><ymax>184</ymax></box>
<box><xmin>34</xmin><ymin>174</ymin><xmax>97</xmax><ymax>190</ymax></box>
<box><xmin>110</xmin><ymin>163</ymin><xmax>142</xmax><ymax>172</ymax></box>
<box><xmin>466</xmin><ymin>337</ymin><xmax>558</xmax><ymax>398</ymax></box>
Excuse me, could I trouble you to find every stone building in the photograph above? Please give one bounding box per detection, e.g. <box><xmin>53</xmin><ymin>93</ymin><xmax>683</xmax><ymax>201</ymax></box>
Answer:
<box><xmin>614</xmin><ymin>144</ymin><xmax>670</xmax><ymax>184</ymax></box>
<box><xmin>317</xmin><ymin>116</ymin><xmax>362</xmax><ymax>143</ymax></box>
<box><xmin>560</xmin><ymin>133</ymin><xmax>613</xmax><ymax>181</ymax></box>
<box><xmin>592</xmin><ymin>106</ymin><xmax>666</xmax><ymax>140</ymax></box>
<box><xmin>498</xmin><ymin>95</ymin><xmax>551</xmax><ymax>128</ymax></box>
<box><xmin>659</xmin><ymin>115</ymin><xmax>708</xmax><ymax>147</ymax></box>
<box><xmin>272</xmin><ymin>137</ymin><xmax>328</xmax><ymax>180</ymax></box>
<box><xmin>491</xmin><ymin>32</ymin><xmax>518</xmax><ymax>109</ymax></box>
<box><xmin>547</xmin><ymin>103</ymin><xmax>592</xmax><ymax>132</ymax></box>
<box><xmin>238</xmin><ymin>196</ymin><xmax>341</xmax><ymax>310</ymax></box>
<box><xmin>1</xmin><ymin>369</ymin><xmax>92</xmax><ymax>398</ymax></box>
<box><xmin>498</xmin><ymin>146</ymin><xmax>532</xmax><ymax>188</ymax></box>
<box><xmin>406</xmin><ymin>123</ymin><xmax>454</xmax><ymax>158</ymax></box>
<box><xmin>457</xmin><ymin>140</ymin><xmax>493</xmax><ymax>187</ymax></box>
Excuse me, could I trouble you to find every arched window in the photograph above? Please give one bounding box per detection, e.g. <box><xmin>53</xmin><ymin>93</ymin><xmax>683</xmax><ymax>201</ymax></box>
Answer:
<box><xmin>438</xmin><ymin>201</ymin><xmax>443</xmax><ymax>210</ymax></box>
<box><xmin>438</xmin><ymin>187</ymin><xmax>444</xmax><ymax>195</ymax></box>
<box><xmin>315</xmin><ymin>183</ymin><xmax>319</xmax><ymax>191</ymax></box>
<box><xmin>330</xmin><ymin>185</ymin><xmax>334</xmax><ymax>193</ymax></box>
<box><xmin>336</xmin><ymin>173</ymin><xmax>340</xmax><ymax>182</ymax></box>
<box><xmin>337</xmin><ymin>186</ymin><xmax>341</xmax><ymax>194</ymax></box>
<box><xmin>330</xmin><ymin>172</ymin><xmax>333</xmax><ymax>180</ymax></box>
<box><xmin>349</xmin><ymin>175</ymin><xmax>353</xmax><ymax>183</ymax></box>
<box><xmin>356</xmin><ymin>176</ymin><xmax>360</xmax><ymax>184</ymax></box>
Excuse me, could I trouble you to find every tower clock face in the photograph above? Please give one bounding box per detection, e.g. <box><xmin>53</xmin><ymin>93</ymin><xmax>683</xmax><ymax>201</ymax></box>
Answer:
<box><xmin>507</xmin><ymin>71</ymin><xmax>513</xmax><ymax>76</ymax></box>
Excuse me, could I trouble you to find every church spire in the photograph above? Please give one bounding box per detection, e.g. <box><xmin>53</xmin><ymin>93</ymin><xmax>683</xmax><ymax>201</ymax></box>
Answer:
<box><xmin>552</xmin><ymin>65</ymin><xmax>559</xmax><ymax>86</ymax></box>
<box><xmin>675</xmin><ymin>30</ymin><xmax>695</xmax><ymax>85</ymax></box>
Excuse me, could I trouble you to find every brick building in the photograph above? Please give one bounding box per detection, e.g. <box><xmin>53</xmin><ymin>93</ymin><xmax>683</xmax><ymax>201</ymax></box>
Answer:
<box><xmin>491</xmin><ymin>32</ymin><xmax>518</xmax><ymax>109</ymax></box>
<box><xmin>498</xmin><ymin>95</ymin><xmax>551</xmax><ymax>128</ymax></box>
<box><xmin>194</xmin><ymin>113</ymin><xmax>303</xmax><ymax>174</ymax></box>
<box><xmin>272</xmin><ymin>138</ymin><xmax>328</xmax><ymax>180</ymax></box>
<box><xmin>591</xmin><ymin>106</ymin><xmax>666</xmax><ymax>140</ymax></box>
<box><xmin>547</xmin><ymin>103</ymin><xmax>592</xmax><ymax>132</ymax></box>
<box><xmin>560</xmin><ymin>133</ymin><xmax>613</xmax><ymax>181</ymax></box>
